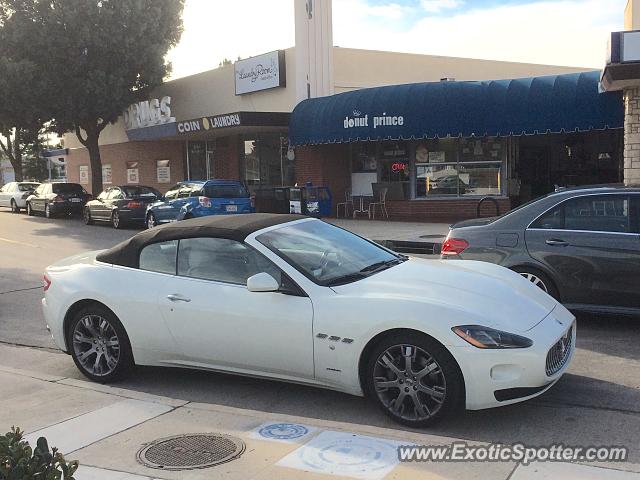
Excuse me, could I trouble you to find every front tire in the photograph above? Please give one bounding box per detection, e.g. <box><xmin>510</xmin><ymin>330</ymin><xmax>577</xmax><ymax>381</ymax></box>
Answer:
<box><xmin>83</xmin><ymin>207</ymin><xmax>93</xmax><ymax>225</ymax></box>
<box><xmin>10</xmin><ymin>199</ymin><xmax>20</xmax><ymax>213</ymax></box>
<box><xmin>365</xmin><ymin>332</ymin><xmax>464</xmax><ymax>428</ymax></box>
<box><xmin>146</xmin><ymin>212</ymin><xmax>157</xmax><ymax>229</ymax></box>
<box><xmin>111</xmin><ymin>210</ymin><xmax>121</xmax><ymax>229</ymax></box>
<box><xmin>67</xmin><ymin>304</ymin><xmax>133</xmax><ymax>383</ymax></box>
<box><xmin>27</xmin><ymin>202</ymin><xmax>34</xmax><ymax>216</ymax></box>
<box><xmin>45</xmin><ymin>203</ymin><xmax>52</xmax><ymax>219</ymax></box>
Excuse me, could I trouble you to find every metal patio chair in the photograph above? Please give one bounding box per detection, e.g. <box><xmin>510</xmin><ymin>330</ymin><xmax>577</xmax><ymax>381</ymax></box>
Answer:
<box><xmin>368</xmin><ymin>187</ymin><xmax>389</xmax><ymax>220</ymax></box>
<box><xmin>336</xmin><ymin>189</ymin><xmax>353</xmax><ymax>218</ymax></box>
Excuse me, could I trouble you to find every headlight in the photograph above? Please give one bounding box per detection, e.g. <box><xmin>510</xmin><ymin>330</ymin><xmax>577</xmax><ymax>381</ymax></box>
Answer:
<box><xmin>452</xmin><ymin>325</ymin><xmax>533</xmax><ymax>349</ymax></box>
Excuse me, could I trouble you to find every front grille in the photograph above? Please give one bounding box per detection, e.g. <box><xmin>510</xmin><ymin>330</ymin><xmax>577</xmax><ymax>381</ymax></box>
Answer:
<box><xmin>545</xmin><ymin>325</ymin><xmax>573</xmax><ymax>376</ymax></box>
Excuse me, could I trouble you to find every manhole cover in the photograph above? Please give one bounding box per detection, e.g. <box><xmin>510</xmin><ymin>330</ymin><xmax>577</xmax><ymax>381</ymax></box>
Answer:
<box><xmin>137</xmin><ymin>433</ymin><xmax>245</xmax><ymax>471</ymax></box>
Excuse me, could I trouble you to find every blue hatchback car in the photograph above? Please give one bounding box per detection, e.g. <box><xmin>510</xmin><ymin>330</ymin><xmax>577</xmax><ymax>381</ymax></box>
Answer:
<box><xmin>145</xmin><ymin>180</ymin><xmax>254</xmax><ymax>229</ymax></box>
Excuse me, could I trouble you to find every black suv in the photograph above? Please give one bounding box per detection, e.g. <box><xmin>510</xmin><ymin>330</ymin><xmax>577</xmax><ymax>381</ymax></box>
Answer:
<box><xmin>26</xmin><ymin>182</ymin><xmax>92</xmax><ymax>218</ymax></box>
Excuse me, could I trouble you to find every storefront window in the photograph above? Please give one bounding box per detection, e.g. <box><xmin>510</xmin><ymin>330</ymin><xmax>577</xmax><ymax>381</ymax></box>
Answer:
<box><xmin>414</xmin><ymin>137</ymin><xmax>504</xmax><ymax>198</ymax></box>
<box><xmin>188</xmin><ymin>141</ymin><xmax>207</xmax><ymax>180</ymax></box>
<box><xmin>241</xmin><ymin>133</ymin><xmax>291</xmax><ymax>189</ymax></box>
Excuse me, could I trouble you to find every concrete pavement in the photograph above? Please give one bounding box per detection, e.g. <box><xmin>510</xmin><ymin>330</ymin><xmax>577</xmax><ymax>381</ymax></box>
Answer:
<box><xmin>1</xmin><ymin>343</ymin><xmax>639</xmax><ymax>480</ymax></box>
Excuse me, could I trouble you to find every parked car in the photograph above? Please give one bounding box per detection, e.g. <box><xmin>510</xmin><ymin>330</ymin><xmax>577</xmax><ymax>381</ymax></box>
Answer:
<box><xmin>442</xmin><ymin>185</ymin><xmax>640</xmax><ymax>316</ymax></box>
<box><xmin>42</xmin><ymin>214</ymin><xmax>575</xmax><ymax>427</ymax></box>
<box><xmin>0</xmin><ymin>181</ymin><xmax>40</xmax><ymax>213</ymax></box>
<box><xmin>26</xmin><ymin>182</ymin><xmax>91</xmax><ymax>218</ymax></box>
<box><xmin>84</xmin><ymin>185</ymin><xmax>163</xmax><ymax>229</ymax></box>
<box><xmin>145</xmin><ymin>179</ymin><xmax>254</xmax><ymax>229</ymax></box>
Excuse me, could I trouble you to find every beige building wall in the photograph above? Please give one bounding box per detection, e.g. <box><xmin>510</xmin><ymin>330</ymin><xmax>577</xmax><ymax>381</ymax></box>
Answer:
<box><xmin>625</xmin><ymin>0</ymin><xmax>640</xmax><ymax>30</ymax></box>
<box><xmin>64</xmin><ymin>46</ymin><xmax>591</xmax><ymax>149</ymax></box>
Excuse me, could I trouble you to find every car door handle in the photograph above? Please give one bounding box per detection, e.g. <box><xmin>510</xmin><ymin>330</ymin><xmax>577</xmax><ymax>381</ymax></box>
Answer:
<box><xmin>167</xmin><ymin>294</ymin><xmax>191</xmax><ymax>303</ymax></box>
<box><xmin>545</xmin><ymin>239</ymin><xmax>568</xmax><ymax>246</ymax></box>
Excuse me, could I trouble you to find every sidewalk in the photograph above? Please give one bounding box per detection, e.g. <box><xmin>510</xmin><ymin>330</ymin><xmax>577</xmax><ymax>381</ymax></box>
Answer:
<box><xmin>327</xmin><ymin>218</ymin><xmax>449</xmax><ymax>243</ymax></box>
<box><xmin>1</xmin><ymin>344</ymin><xmax>638</xmax><ymax>480</ymax></box>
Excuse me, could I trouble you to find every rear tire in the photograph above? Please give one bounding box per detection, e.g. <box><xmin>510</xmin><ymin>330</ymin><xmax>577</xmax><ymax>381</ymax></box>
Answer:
<box><xmin>45</xmin><ymin>203</ymin><xmax>52</xmax><ymax>219</ymax></box>
<box><xmin>512</xmin><ymin>266</ymin><xmax>559</xmax><ymax>300</ymax></box>
<box><xmin>364</xmin><ymin>332</ymin><xmax>464</xmax><ymax>428</ymax></box>
<box><xmin>10</xmin><ymin>199</ymin><xmax>20</xmax><ymax>213</ymax></box>
<box><xmin>27</xmin><ymin>202</ymin><xmax>34</xmax><ymax>216</ymax></box>
<box><xmin>83</xmin><ymin>207</ymin><xmax>93</xmax><ymax>225</ymax></box>
<box><xmin>67</xmin><ymin>304</ymin><xmax>134</xmax><ymax>383</ymax></box>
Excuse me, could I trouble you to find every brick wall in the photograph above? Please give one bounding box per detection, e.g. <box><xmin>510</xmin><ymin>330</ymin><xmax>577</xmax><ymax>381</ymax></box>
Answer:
<box><xmin>66</xmin><ymin>141</ymin><xmax>185</xmax><ymax>195</ymax></box>
<box><xmin>624</xmin><ymin>88</ymin><xmax>640</xmax><ymax>185</ymax></box>
<box><xmin>385</xmin><ymin>198</ymin><xmax>511</xmax><ymax>222</ymax></box>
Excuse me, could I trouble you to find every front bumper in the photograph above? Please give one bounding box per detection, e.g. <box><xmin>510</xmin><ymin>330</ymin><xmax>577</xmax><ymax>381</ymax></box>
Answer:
<box><xmin>454</xmin><ymin>305</ymin><xmax>576</xmax><ymax>410</ymax></box>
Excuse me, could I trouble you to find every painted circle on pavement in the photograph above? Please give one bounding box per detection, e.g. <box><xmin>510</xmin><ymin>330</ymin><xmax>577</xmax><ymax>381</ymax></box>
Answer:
<box><xmin>258</xmin><ymin>423</ymin><xmax>309</xmax><ymax>441</ymax></box>
<box><xmin>299</xmin><ymin>436</ymin><xmax>396</xmax><ymax>473</ymax></box>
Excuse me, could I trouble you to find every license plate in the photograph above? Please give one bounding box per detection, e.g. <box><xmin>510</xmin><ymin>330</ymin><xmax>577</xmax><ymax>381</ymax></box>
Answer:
<box><xmin>70</xmin><ymin>198</ymin><xmax>81</xmax><ymax>203</ymax></box>
<box><xmin>225</xmin><ymin>205</ymin><xmax>238</xmax><ymax>212</ymax></box>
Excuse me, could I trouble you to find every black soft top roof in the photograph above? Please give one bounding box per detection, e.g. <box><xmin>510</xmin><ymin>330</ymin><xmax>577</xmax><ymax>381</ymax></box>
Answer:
<box><xmin>96</xmin><ymin>213</ymin><xmax>306</xmax><ymax>268</ymax></box>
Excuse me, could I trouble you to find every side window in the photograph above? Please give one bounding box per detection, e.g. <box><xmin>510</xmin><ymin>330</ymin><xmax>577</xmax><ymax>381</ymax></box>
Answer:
<box><xmin>164</xmin><ymin>184</ymin><xmax>182</xmax><ymax>200</ymax></box>
<box><xmin>177</xmin><ymin>237</ymin><xmax>281</xmax><ymax>285</ymax></box>
<box><xmin>139</xmin><ymin>240</ymin><xmax>178</xmax><ymax>274</ymax></box>
<box><xmin>530</xmin><ymin>204</ymin><xmax>563</xmax><ymax>230</ymax></box>
<box><xmin>564</xmin><ymin>195</ymin><xmax>630</xmax><ymax>233</ymax></box>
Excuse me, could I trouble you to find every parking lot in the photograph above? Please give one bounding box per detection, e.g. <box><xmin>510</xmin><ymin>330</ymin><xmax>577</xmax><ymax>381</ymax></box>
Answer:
<box><xmin>1</xmin><ymin>210</ymin><xmax>639</xmax><ymax>474</ymax></box>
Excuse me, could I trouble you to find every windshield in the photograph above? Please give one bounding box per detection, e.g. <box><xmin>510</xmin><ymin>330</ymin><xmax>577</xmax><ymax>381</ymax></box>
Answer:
<box><xmin>121</xmin><ymin>186</ymin><xmax>162</xmax><ymax>198</ymax></box>
<box><xmin>257</xmin><ymin>220</ymin><xmax>405</xmax><ymax>286</ymax></box>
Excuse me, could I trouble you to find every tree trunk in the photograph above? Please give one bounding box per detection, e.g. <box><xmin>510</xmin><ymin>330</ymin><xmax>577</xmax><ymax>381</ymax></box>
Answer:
<box><xmin>11</xmin><ymin>131</ymin><xmax>23</xmax><ymax>182</ymax></box>
<box><xmin>75</xmin><ymin>123</ymin><xmax>103</xmax><ymax>196</ymax></box>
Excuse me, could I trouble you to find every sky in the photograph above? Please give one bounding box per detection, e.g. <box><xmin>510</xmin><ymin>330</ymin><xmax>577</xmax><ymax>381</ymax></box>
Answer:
<box><xmin>167</xmin><ymin>0</ymin><xmax>626</xmax><ymax>79</ymax></box>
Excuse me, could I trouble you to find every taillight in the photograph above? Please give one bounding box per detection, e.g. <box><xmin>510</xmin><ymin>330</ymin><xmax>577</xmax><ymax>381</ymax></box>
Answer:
<box><xmin>250</xmin><ymin>194</ymin><xmax>255</xmax><ymax>208</ymax></box>
<box><xmin>53</xmin><ymin>195</ymin><xmax>64</xmax><ymax>203</ymax></box>
<box><xmin>43</xmin><ymin>274</ymin><xmax>51</xmax><ymax>292</ymax></box>
<box><xmin>198</xmin><ymin>196</ymin><xmax>211</xmax><ymax>208</ymax></box>
<box><xmin>126</xmin><ymin>201</ymin><xmax>142</xmax><ymax>209</ymax></box>
<box><xmin>441</xmin><ymin>237</ymin><xmax>469</xmax><ymax>256</ymax></box>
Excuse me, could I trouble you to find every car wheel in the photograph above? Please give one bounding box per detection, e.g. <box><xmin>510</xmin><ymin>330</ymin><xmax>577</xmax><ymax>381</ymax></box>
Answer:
<box><xmin>512</xmin><ymin>267</ymin><xmax>559</xmax><ymax>299</ymax></box>
<box><xmin>27</xmin><ymin>202</ymin><xmax>34</xmax><ymax>216</ymax></box>
<box><xmin>83</xmin><ymin>207</ymin><xmax>93</xmax><ymax>225</ymax></box>
<box><xmin>111</xmin><ymin>210</ymin><xmax>121</xmax><ymax>229</ymax></box>
<box><xmin>10</xmin><ymin>199</ymin><xmax>20</xmax><ymax>213</ymax></box>
<box><xmin>365</xmin><ymin>332</ymin><xmax>464</xmax><ymax>428</ymax></box>
<box><xmin>146</xmin><ymin>212</ymin><xmax>157</xmax><ymax>229</ymax></box>
<box><xmin>45</xmin><ymin>203</ymin><xmax>52</xmax><ymax>219</ymax></box>
<box><xmin>67</xmin><ymin>304</ymin><xmax>133</xmax><ymax>383</ymax></box>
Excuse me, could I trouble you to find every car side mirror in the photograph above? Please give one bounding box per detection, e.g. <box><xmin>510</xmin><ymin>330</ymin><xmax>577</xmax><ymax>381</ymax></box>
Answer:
<box><xmin>247</xmin><ymin>272</ymin><xmax>279</xmax><ymax>292</ymax></box>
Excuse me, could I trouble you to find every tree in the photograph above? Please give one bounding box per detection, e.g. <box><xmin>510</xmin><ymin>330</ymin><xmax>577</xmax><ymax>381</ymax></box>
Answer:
<box><xmin>219</xmin><ymin>58</ymin><xmax>233</xmax><ymax>67</ymax></box>
<box><xmin>0</xmin><ymin>12</ymin><xmax>47</xmax><ymax>182</ymax></box>
<box><xmin>0</xmin><ymin>0</ymin><xmax>184</xmax><ymax>194</ymax></box>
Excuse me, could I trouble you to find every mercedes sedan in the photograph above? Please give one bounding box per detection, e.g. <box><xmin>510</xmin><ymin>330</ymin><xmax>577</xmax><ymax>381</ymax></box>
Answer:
<box><xmin>42</xmin><ymin>214</ymin><xmax>575</xmax><ymax>427</ymax></box>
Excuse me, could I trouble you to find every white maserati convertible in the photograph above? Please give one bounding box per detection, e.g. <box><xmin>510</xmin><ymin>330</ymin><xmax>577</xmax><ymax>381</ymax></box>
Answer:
<box><xmin>42</xmin><ymin>214</ymin><xmax>575</xmax><ymax>427</ymax></box>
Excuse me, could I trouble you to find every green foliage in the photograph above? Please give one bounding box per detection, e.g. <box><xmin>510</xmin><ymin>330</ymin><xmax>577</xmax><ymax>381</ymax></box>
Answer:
<box><xmin>0</xmin><ymin>427</ymin><xmax>78</xmax><ymax>479</ymax></box>
<box><xmin>0</xmin><ymin>0</ymin><xmax>185</xmax><ymax>193</ymax></box>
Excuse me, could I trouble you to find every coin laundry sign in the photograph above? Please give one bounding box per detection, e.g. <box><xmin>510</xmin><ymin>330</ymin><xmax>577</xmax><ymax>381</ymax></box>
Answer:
<box><xmin>343</xmin><ymin>110</ymin><xmax>404</xmax><ymax>129</ymax></box>
<box><xmin>177</xmin><ymin>113</ymin><xmax>242</xmax><ymax>134</ymax></box>
<box><xmin>235</xmin><ymin>50</ymin><xmax>286</xmax><ymax>95</ymax></box>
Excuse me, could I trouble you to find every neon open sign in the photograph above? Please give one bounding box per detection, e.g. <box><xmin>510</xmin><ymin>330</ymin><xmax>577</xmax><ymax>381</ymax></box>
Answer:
<box><xmin>391</xmin><ymin>162</ymin><xmax>407</xmax><ymax>172</ymax></box>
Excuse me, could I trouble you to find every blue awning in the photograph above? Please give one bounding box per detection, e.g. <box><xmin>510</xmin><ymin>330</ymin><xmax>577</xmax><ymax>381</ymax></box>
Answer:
<box><xmin>289</xmin><ymin>71</ymin><xmax>623</xmax><ymax>146</ymax></box>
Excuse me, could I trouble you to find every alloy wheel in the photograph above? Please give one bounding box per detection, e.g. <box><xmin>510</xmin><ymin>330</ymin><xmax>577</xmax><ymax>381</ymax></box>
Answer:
<box><xmin>45</xmin><ymin>203</ymin><xmax>51</xmax><ymax>218</ymax></box>
<box><xmin>83</xmin><ymin>208</ymin><xmax>92</xmax><ymax>225</ymax></box>
<box><xmin>72</xmin><ymin>314</ymin><xmax>121</xmax><ymax>377</ymax></box>
<box><xmin>146</xmin><ymin>213</ymin><xmax>156</xmax><ymax>229</ymax></box>
<box><xmin>519</xmin><ymin>272</ymin><xmax>548</xmax><ymax>293</ymax></box>
<box><xmin>112</xmin><ymin>210</ymin><xmax>120</xmax><ymax>229</ymax></box>
<box><xmin>373</xmin><ymin>344</ymin><xmax>446</xmax><ymax>422</ymax></box>
<box><xmin>10</xmin><ymin>200</ymin><xmax>18</xmax><ymax>213</ymax></box>
<box><xmin>27</xmin><ymin>203</ymin><xmax>33</xmax><ymax>216</ymax></box>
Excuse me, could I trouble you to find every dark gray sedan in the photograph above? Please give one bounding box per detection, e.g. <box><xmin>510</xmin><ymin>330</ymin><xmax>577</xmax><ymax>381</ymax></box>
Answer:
<box><xmin>84</xmin><ymin>185</ymin><xmax>162</xmax><ymax>228</ymax></box>
<box><xmin>442</xmin><ymin>185</ymin><xmax>640</xmax><ymax>316</ymax></box>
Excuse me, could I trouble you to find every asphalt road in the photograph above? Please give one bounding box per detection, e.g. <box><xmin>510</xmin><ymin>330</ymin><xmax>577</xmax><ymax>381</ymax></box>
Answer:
<box><xmin>1</xmin><ymin>209</ymin><xmax>639</xmax><ymax>465</ymax></box>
